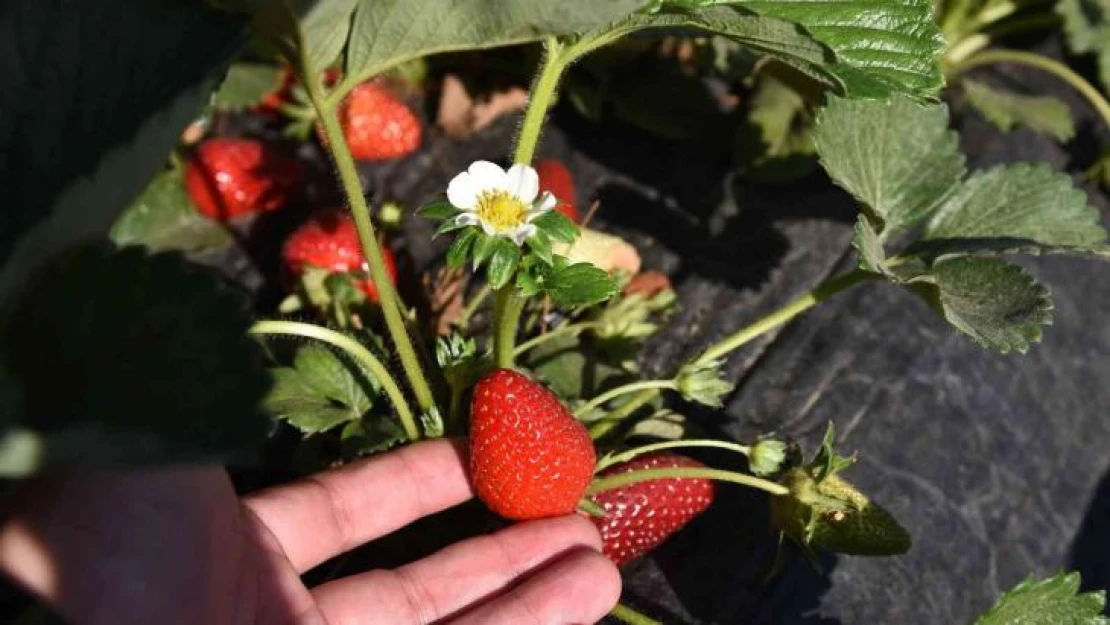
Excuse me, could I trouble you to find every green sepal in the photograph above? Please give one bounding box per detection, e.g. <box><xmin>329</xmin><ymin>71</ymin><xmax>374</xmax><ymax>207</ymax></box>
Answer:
<box><xmin>533</xmin><ymin>210</ymin><xmax>579</xmax><ymax>244</ymax></box>
<box><xmin>434</xmin><ymin>219</ymin><xmax>469</xmax><ymax>239</ymax></box>
<box><xmin>486</xmin><ymin>239</ymin><xmax>522</xmax><ymax>289</ymax></box>
<box><xmin>675</xmin><ymin>359</ymin><xmax>734</xmax><ymax>408</ymax></box>
<box><xmin>417</xmin><ymin>199</ymin><xmax>460</xmax><ymax>220</ymax></box>
<box><xmin>445</xmin><ymin>228</ymin><xmax>477</xmax><ymax>269</ymax></box>
<box><xmin>471</xmin><ymin>231</ymin><xmax>500</xmax><ymax>270</ymax></box>
<box><xmin>527</xmin><ymin>232</ymin><xmax>555</xmax><ymax>266</ymax></box>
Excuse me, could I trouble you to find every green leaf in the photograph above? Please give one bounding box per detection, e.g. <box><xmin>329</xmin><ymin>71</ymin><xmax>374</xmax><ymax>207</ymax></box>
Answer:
<box><xmin>1057</xmin><ymin>0</ymin><xmax>1110</xmax><ymax>92</ymax></box>
<box><xmin>923</xmin><ymin>163</ymin><xmax>1107</xmax><ymax>249</ymax></box>
<box><xmin>213</xmin><ymin>62</ymin><xmax>284</xmax><ymax>110</ymax></box>
<box><xmin>0</xmin><ymin>0</ymin><xmax>242</xmax><ymax>303</ymax></box>
<box><xmin>928</xmin><ymin>256</ymin><xmax>1053</xmax><ymax>354</ymax></box>
<box><xmin>417</xmin><ymin>200</ymin><xmax>461</xmax><ymax>220</ymax></box>
<box><xmin>110</xmin><ymin>170</ymin><xmax>234</xmax><ymax>254</ymax></box>
<box><xmin>486</xmin><ymin>240</ymin><xmax>522</xmax><ymax>289</ymax></box>
<box><xmin>604</xmin><ymin>8</ymin><xmax>835</xmax><ymax>86</ymax></box>
<box><xmin>0</xmin><ymin>245</ymin><xmax>271</xmax><ymax>471</ymax></box>
<box><xmin>972</xmin><ymin>572</ymin><xmax>1109</xmax><ymax>625</ymax></box>
<box><xmin>532</xmin><ymin>210</ymin><xmax>579</xmax><ymax>244</ymax></box>
<box><xmin>344</xmin><ymin>0</ymin><xmax>650</xmax><ymax>83</ymax></box>
<box><xmin>962</xmin><ymin>80</ymin><xmax>1075</xmax><ymax>141</ymax></box>
<box><xmin>546</xmin><ymin>262</ymin><xmax>619</xmax><ymax>308</ymax></box>
<box><xmin>245</xmin><ymin>0</ymin><xmax>358</xmax><ymax>72</ymax></box>
<box><xmin>265</xmin><ymin>344</ymin><xmax>376</xmax><ymax>435</ymax></box>
<box><xmin>815</xmin><ymin>95</ymin><xmax>965</xmax><ymax>236</ymax></box>
<box><xmin>445</xmin><ymin>228</ymin><xmax>477</xmax><ymax>269</ymax></box>
<box><xmin>736</xmin><ymin>0</ymin><xmax>945</xmax><ymax>97</ymax></box>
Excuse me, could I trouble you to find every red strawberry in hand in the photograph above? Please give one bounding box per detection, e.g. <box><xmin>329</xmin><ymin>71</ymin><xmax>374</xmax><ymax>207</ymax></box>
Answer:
<box><xmin>331</xmin><ymin>81</ymin><xmax>422</xmax><ymax>161</ymax></box>
<box><xmin>591</xmin><ymin>452</ymin><xmax>715</xmax><ymax>566</ymax></box>
<box><xmin>281</xmin><ymin>210</ymin><xmax>398</xmax><ymax>302</ymax></box>
<box><xmin>536</xmin><ymin>158</ymin><xmax>580</xmax><ymax>222</ymax></box>
<box><xmin>469</xmin><ymin>369</ymin><xmax>596</xmax><ymax>520</ymax></box>
<box><xmin>184</xmin><ymin>138</ymin><xmax>303</xmax><ymax>220</ymax></box>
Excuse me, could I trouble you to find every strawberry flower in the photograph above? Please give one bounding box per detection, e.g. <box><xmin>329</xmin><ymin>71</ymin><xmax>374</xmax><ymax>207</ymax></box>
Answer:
<box><xmin>447</xmin><ymin>160</ymin><xmax>557</xmax><ymax>246</ymax></box>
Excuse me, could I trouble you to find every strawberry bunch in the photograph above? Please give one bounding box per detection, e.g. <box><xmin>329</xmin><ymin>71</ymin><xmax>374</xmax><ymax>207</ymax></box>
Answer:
<box><xmin>467</xmin><ymin>369</ymin><xmax>716</xmax><ymax>565</ymax></box>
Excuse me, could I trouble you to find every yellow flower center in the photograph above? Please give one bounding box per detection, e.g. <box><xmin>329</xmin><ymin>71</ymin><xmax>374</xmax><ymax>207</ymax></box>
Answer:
<box><xmin>476</xmin><ymin>190</ymin><xmax>527</xmax><ymax>232</ymax></box>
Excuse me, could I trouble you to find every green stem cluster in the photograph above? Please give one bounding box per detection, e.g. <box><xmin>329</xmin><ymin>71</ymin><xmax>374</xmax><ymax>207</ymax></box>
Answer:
<box><xmin>300</xmin><ymin>58</ymin><xmax>437</xmax><ymax>418</ymax></box>
<box><xmin>249</xmin><ymin>320</ymin><xmax>420</xmax><ymax>440</ymax></box>
<box><xmin>585</xmin><ymin>270</ymin><xmax>871</xmax><ymax>437</ymax></box>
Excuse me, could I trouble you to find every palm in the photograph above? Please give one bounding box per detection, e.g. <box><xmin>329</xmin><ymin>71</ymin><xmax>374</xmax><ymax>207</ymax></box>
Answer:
<box><xmin>0</xmin><ymin>440</ymin><xmax>620</xmax><ymax>625</ymax></box>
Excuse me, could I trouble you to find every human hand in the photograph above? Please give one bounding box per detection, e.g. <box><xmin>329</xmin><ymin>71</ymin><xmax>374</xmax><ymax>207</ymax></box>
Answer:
<box><xmin>0</xmin><ymin>439</ymin><xmax>621</xmax><ymax>624</ymax></box>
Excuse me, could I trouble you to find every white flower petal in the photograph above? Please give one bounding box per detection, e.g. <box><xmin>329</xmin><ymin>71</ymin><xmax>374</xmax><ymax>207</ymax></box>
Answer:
<box><xmin>506</xmin><ymin>164</ymin><xmax>540</xmax><ymax>203</ymax></box>
<box><xmin>479</xmin><ymin>220</ymin><xmax>497</xmax><ymax>236</ymax></box>
<box><xmin>447</xmin><ymin>172</ymin><xmax>480</xmax><ymax>209</ymax></box>
<box><xmin>527</xmin><ymin>191</ymin><xmax>557</xmax><ymax>220</ymax></box>
<box><xmin>454</xmin><ymin>212</ymin><xmax>480</xmax><ymax>227</ymax></box>
<box><xmin>467</xmin><ymin>160</ymin><xmax>510</xmax><ymax>193</ymax></box>
<box><xmin>511</xmin><ymin>223</ymin><xmax>537</xmax><ymax>246</ymax></box>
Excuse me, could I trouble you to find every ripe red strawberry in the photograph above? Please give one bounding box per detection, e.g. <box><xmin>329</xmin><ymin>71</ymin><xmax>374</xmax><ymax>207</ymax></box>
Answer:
<box><xmin>281</xmin><ymin>210</ymin><xmax>398</xmax><ymax>302</ymax></box>
<box><xmin>469</xmin><ymin>369</ymin><xmax>596</xmax><ymax>520</ymax></box>
<box><xmin>591</xmin><ymin>452</ymin><xmax>715</xmax><ymax>566</ymax></box>
<box><xmin>184</xmin><ymin>138</ymin><xmax>303</xmax><ymax>220</ymax></box>
<box><xmin>331</xmin><ymin>81</ymin><xmax>422</xmax><ymax>161</ymax></box>
<box><xmin>535</xmin><ymin>158</ymin><xmax>580</xmax><ymax>222</ymax></box>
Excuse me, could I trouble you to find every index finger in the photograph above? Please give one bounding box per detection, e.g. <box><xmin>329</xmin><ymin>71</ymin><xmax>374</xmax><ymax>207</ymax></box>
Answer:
<box><xmin>243</xmin><ymin>438</ymin><xmax>474</xmax><ymax>573</ymax></box>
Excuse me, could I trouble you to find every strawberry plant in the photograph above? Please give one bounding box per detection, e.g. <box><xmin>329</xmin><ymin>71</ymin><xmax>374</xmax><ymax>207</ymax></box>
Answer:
<box><xmin>2</xmin><ymin>0</ymin><xmax>1108</xmax><ymax>623</ymax></box>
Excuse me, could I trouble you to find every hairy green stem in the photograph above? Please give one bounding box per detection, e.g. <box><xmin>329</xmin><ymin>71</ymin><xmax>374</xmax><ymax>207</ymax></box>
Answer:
<box><xmin>493</xmin><ymin>289</ymin><xmax>527</xmax><ymax>369</ymax></box>
<box><xmin>513</xmin><ymin>38</ymin><xmax>566</xmax><ymax>165</ymax></box>
<box><xmin>575</xmin><ymin>380</ymin><xmax>678</xmax><ymax>418</ymax></box>
<box><xmin>249</xmin><ymin>320</ymin><xmax>420</xmax><ymax>440</ymax></box>
<box><xmin>595</xmin><ymin>439</ymin><xmax>752</xmax><ymax>473</ymax></box>
<box><xmin>514</xmin><ymin>321</ymin><xmax>602</xmax><ymax>357</ymax></box>
<box><xmin>696</xmin><ymin>269</ymin><xmax>873</xmax><ymax>365</ymax></box>
<box><xmin>303</xmin><ymin>65</ymin><xmax>437</xmax><ymax>415</ymax></box>
<box><xmin>609</xmin><ymin>604</ymin><xmax>662</xmax><ymax>625</ymax></box>
<box><xmin>949</xmin><ymin>48</ymin><xmax>1110</xmax><ymax>129</ymax></box>
<box><xmin>587</xmin><ymin>467</ymin><xmax>788</xmax><ymax>497</ymax></box>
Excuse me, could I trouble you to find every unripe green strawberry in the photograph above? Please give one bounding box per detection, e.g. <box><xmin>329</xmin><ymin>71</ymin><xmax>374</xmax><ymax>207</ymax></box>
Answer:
<box><xmin>771</xmin><ymin>467</ymin><xmax>910</xmax><ymax>556</ymax></box>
